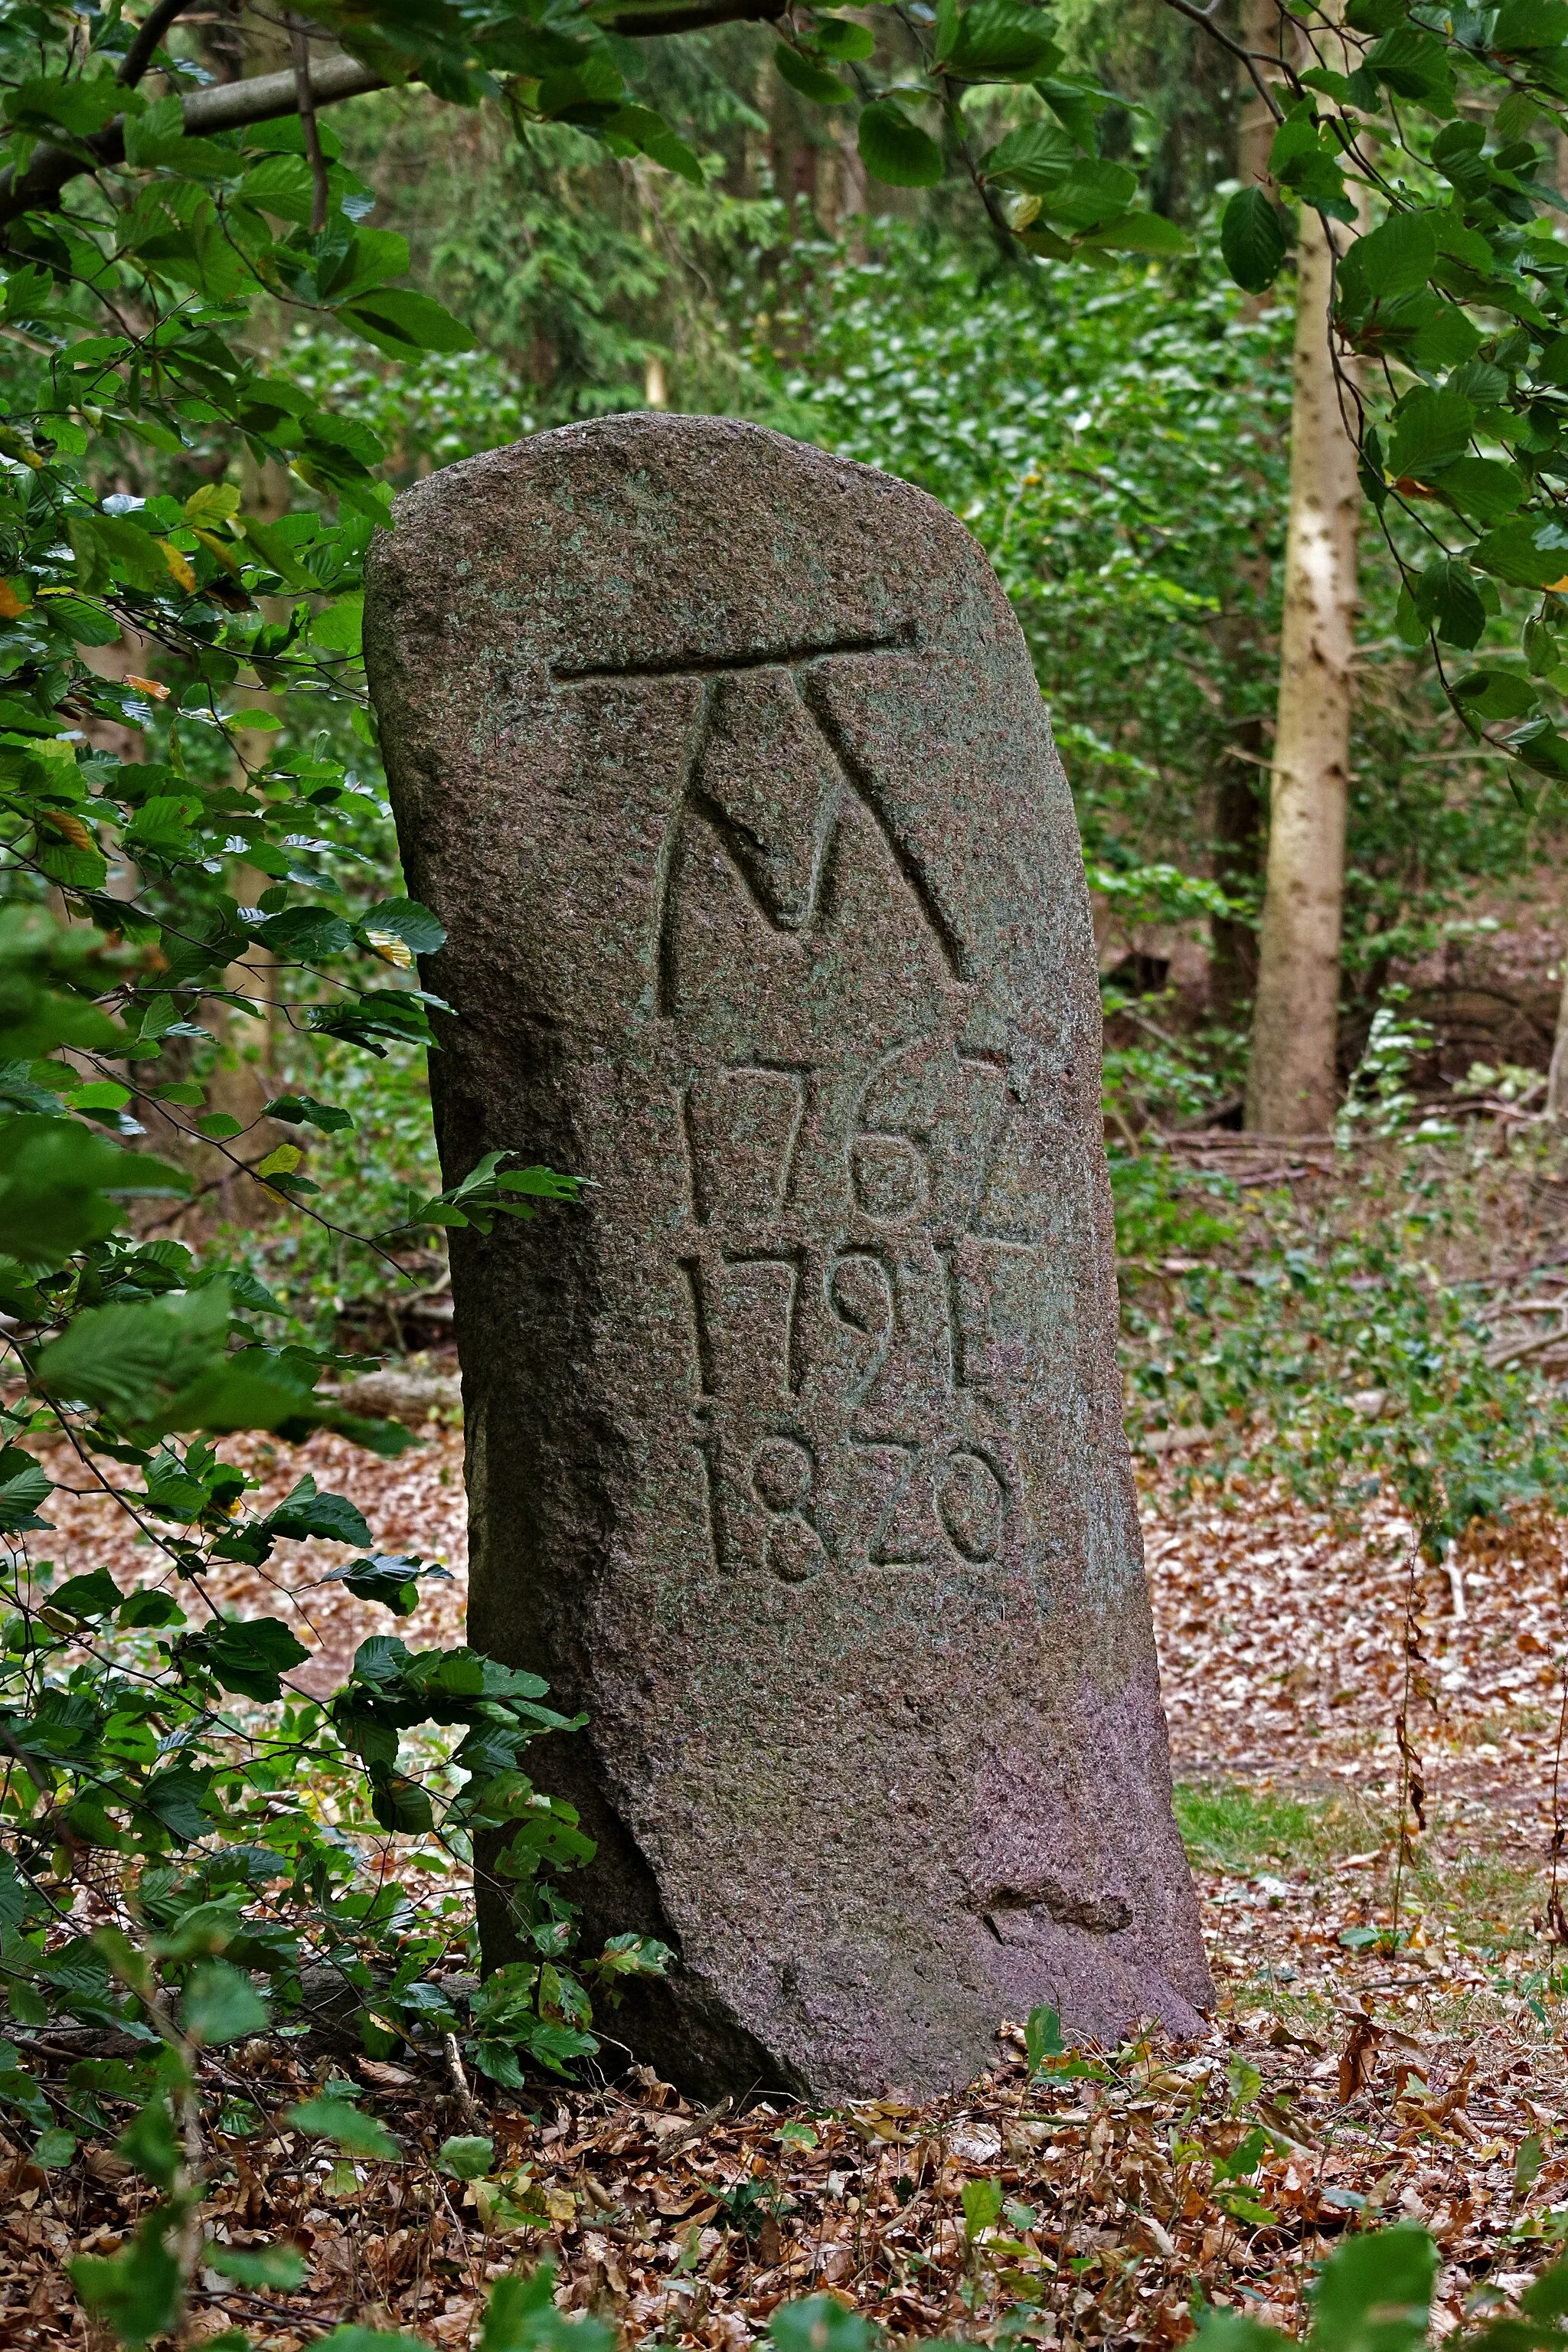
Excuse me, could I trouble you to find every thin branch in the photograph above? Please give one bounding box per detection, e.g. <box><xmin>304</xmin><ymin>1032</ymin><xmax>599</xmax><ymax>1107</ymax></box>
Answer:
<box><xmin>602</xmin><ymin>0</ymin><xmax>784</xmax><ymax>28</ymax></box>
<box><xmin>288</xmin><ymin>11</ymin><xmax>330</xmax><ymax>236</ymax></box>
<box><xmin>1157</xmin><ymin>0</ymin><xmax>1286</xmax><ymax>123</ymax></box>
<box><xmin>117</xmin><ymin>0</ymin><xmax>196</xmax><ymax>88</ymax></box>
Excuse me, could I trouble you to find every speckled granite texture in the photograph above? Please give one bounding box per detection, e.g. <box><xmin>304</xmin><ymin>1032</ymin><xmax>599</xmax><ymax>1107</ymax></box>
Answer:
<box><xmin>364</xmin><ymin>413</ymin><xmax>1211</xmax><ymax>2099</ymax></box>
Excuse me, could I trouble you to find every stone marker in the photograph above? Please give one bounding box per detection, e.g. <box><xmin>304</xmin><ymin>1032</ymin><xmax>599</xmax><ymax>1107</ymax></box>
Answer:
<box><xmin>364</xmin><ymin>413</ymin><xmax>1211</xmax><ymax>2100</ymax></box>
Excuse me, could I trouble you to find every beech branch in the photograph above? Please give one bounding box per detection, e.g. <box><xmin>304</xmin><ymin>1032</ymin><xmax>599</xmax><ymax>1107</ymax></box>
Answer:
<box><xmin>0</xmin><ymin>0</ymin><xmax>786</xmax><ymax>236</ymax></box>
<box><xmin>117</xmin><ymin>0</ymin><xmax>198</xmax><ymax>90</ymax></box>
<box><xmin>288</xmin><ymin>12</ymin><xmax>332</xmax><ymax>236</ymax></box>
<box><xmin>0</xmin><ymin>52</ymin><xmax>384</xmax><ymax>231</ymax></box>
<box><xmin>600</xmin><ymin>0</ymin><xmax>783</xmax><ymax>32</ymax></box>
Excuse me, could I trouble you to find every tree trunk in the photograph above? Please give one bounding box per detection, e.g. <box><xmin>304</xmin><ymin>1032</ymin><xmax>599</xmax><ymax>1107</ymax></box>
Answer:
<box><xmin>1207</xmin><ymin>0</ymin><xmax>1276</xmax><ymax>1024</ymax></box>
<box><xmin>1550</xmin><ymin>133</ymin><xmax>1568</xmax><ymax>1116</ymax></box>
<box><xmin>1243</xmin><ymin>194</ymin><xmax>1363</xmax><ymax>1133</ymax></box>
<box><xmin>1210</xmin><ymin>707</ymin><xmax>1263</xmax><ymax>1021</ymax></box>
<box><xmin>1236</xmin><ymin>0</ymin><xmax>1280</xmax><ymax>199</ymax></box>
<box><xmin>1549</xmin><ymin>959</ymin><xmax>1568</xmax><ymax>1117</ymax></box>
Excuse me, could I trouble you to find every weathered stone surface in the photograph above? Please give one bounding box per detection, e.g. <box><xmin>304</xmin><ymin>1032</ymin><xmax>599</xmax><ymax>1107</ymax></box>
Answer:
<box><xmin>364</xmin><ymin>413</ymin><xmax>1211</xmax><ymax>2100</ymax></box>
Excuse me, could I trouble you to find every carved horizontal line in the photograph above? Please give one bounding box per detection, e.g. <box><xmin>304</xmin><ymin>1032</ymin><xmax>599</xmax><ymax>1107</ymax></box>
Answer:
<box><xmin>550</xmin><ymin>623</ymin><xmax>916</xmax><ymax>683</ymax></box>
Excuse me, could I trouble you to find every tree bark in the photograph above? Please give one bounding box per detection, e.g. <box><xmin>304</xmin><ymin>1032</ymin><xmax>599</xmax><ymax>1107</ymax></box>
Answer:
<box><xmin>1243</xmin><ymin>194</ymin><xmax>1363</xmax><ymax>1133</ymax></box>
<box><xmin>1548</xmin><ymin>962</ymin><xmax>1568</xmax><ymax>1118</ymax></box>
<box><xmin>1235</xmin><ymin>0</ymin><xmax>1280</xmax><ymax>198</ymax></box>
<box><xmin>1206</xmin><ymin>0</ymin><xmax>1276</xmax><ymax>1024</ymax></box>
<box><xmin>1550</xmin><ymin>133</ymin><xmax>1568</xmax><ymax>1116</ymax></box>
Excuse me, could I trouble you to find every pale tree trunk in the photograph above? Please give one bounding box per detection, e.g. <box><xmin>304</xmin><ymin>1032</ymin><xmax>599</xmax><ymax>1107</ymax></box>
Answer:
<box><xmin>1549</xmin><ymin>968</ymin><xmax>1568</xmax><ymax>1116</ymax></box>
<box><xmin>1245</xmin><ymin>103</ymin><xmax>1365</xmax><ymax>1134</ymax></box>
<box><xmin>1209</xmin><ymin>0</ymin><xmax>1280</xmax><ymax>1024</ymax></box>
<box><xmin>1236</xmin><ymin>0</ymin><xmax>1280</xmax><ymax>198</ymax></box>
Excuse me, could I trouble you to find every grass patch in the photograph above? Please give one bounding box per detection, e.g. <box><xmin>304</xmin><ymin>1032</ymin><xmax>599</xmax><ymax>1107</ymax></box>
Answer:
<box><xmin>1175</xmin><ymin>1778</ymin><xmax>1379</xmax><ymax>1876</ymax></box>
<box><xmin>1404</xmin><ymin>1847</ymin><xmax>1545</xmax><ymax>1948</ymax></box>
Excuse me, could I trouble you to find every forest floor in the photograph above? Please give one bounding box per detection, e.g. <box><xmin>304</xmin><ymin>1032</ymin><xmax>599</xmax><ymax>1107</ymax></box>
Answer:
<box><xmin>5</xmin><ymin>1421</ymin><xmax>1567</xmax><ymax>2350</ymax></box>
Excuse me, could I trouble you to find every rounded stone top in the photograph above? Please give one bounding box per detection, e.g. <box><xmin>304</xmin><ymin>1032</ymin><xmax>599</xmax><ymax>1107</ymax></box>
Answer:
<box><xmin>369</xmin><ymin>409</ymin><xmax>1007</xmax><ymax>688</ymax></box>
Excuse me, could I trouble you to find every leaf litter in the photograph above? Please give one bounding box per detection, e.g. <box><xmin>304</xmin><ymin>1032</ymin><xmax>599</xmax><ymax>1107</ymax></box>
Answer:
<box><xmin>4</xmin><ymin>1440</ymin><xmax>1566</xmax><ymax>2348</ymax></box>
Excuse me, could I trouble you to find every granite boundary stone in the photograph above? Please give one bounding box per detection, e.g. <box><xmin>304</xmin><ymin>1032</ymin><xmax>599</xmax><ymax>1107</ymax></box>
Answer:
<box><xmin>364</xmin><ymin>412</ymin><xmax>1212</xmax><ymax>2099</ymax></box>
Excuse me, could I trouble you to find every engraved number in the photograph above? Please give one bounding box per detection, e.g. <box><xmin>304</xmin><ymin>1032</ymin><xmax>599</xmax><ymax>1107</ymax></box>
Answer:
<box><xmin>934</xmin><ymin>1448</ymin><xmax>1008</xmax><ymax>1563</ymax></box>
<box><xmin>678</xmin><ymin>1064</ymin><xmax>809</xmax><ymax>1227</ymax></box>
<box><xmin>751</xmin><ymin>1436</ymin><xmax>828</xmax><ymax>1583</ymax></box>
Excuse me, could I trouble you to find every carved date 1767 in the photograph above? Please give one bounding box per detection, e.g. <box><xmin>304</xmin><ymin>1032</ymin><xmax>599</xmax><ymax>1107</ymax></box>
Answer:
<box><xmin>366</xmin><ymin>413</ymin><xmax>1212</xmax><ymax>2100</ymax></box>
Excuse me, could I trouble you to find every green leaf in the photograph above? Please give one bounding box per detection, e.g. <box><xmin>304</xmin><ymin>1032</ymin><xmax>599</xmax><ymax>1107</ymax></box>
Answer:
<box><xmin>70</xmin><ymin>2212</ymin><xmax>183</xmax><ymax>2351</ymax></box>
<box><xmin>237</xmin><ymin>515</ymin><xmax>318</xmax><ymax>592</ymax></box>
<box><xmin>1509</xmin><ymin>718</ymin><xmax>1568</xmax><ymax>780</ymax></box>
<box><xmin>599</xmin><ymin>104</ymin><xmax>704</xmax><ymax>185</ymax></box>
<box><xmin>775</xmin><ymin>44</ymin><xmax>854</xmax><ymax>103</ymax></box>
<box><xmin>813</xmin><ymin>19</ymin><xmax>876</xmax><ymax>59</ymax></box>
<box><xmin>182</xmin><ymin>1616</ymin><xmax>310</xmax><ymax>1703</ymax></box>
<box><xmin>118</xmin><ymin>1590</ymin><xmax>186</xmax><ymax>1637</ymax></box>
<box><xmin>438</xmin><ymin>2135</ymin><xmax>495</xmax><ymax>2180</ymax></box>
<box><xmin>7</xmin><ymin>73</ymin><xmax>125</xmax><ymax>137</ymax></box>
<box><xmin>858</xmin><ymin>100</ymin><xmax>944</xmax><ymax>187</ymax></box>
<box><xmin>116</xmin><ymin>2098</ymin><xmax>181</xmax><ymax>2191</ymax></box>
<box><xmin>1078</xmin><ymin>211</ymin><xmax>1190</xmax><ymax>256</ymax></box>
<box><xmin>1523</xmin><ymin>2262</ymin><xmax>1568</xmax><ymax>2321</ymax></box>
<box><xmin>1453</xmin><ymin>669</ymin><xmax>1540</xmax><ymax>720</ymax></box>
<box><xmin>253</xmin><ymin>905</ymin><xmax>355</xmax><ymax>959</ymax></box>
<box><xmin>34</xmin><ymin>2126</ymin><xmax>77</xmax><ymax>2167</ymax></box>
<box><xmin>1387</xmin><ymin>389</ymin><xmax>1474</xmax><ymax>478</ymax></box>
<box><xmin>1492</xmin><ymin>0</ymin><xmax>1568</xmax><ymax>49</ymax></box>
<box><xmin>264</xmin><ymin>1094</ymin><xmax>355</xmax><ymax>1133</ymax></box>
<box><xmin>47</xmin><ymin>1566</ymin><xmax>121</xmax><ymax>1619</ymax></box>
<box><xmin>328</xmin><ymin>1553</ymin><xmax>439</xmax><ymax>1613</ymax></box>
<box><xmin>1308</xmin><ymin>2223</ymin><xmax>1438</xmax><ymax>2352</ymax></box>
<box><xmin>360</xmin><ymin>900</ymin><xmax>446</xmax><ymax>956</ymax></box>
<box><xmin>1364</xmin><ymin>24</ymin><xmax>1455</xmax><ymax>106</ymax></box>
<box><xmin>35</xmin><ymin>1281</ymin><xmax>230</xmax><ymax>1423</ymax></box>
<box><xmin>284</xmin><ymin>2094</ymin><xmax>400</xmax><ymax>2161</ymax></box>
<box><xmin>1439</xmin><ymin>457</ymin><xmax>1527</xmax><ymax>524</ymax></box>
<box><xmin>75</xmin><ymin>513</ymin><xmax>172</xmax><ymax>599</ymax></box>
<box><xmin>1473</xmin><ymin>515</ymin><xmax>1568</xmax><ymax>588</ymax></box>
<box><xmin>962</xmin><ymin>2174</ymin><xmax>1004</xmax><ymax>2239</ymax></box>
<box><xmin>0</xmin><ymin>1463</ymin><xmax>52</xmax><ymax>1534</ymax></box>
<box><xmin>1025</xmin><ymin>2001</ymin><xmax>1064</xmax><ymax>2071</ymax></box>
<box><xmin>1352</xmin><ymin>211</ymin><xmax>1439</xmax><ymax>299</ymax></box>
<box><xmin>1043</xmin><ymin>157</ymin><xmax>1138</xmax><ymax>232</ymax></box>
<box><xmin>479</xmin><ymin>2262</ymin><xmax>613</xmax><ymax>2352</ymax></box>
<box><xmin>1220</xmin><ymin>187</ymin><xmax>1288</xmax><ymax>293</ymax></box>
<box><xmin>371</xmin><ymin>1772</ymin><xmax>435</xmax><ymax>1833</ymax></box>
<box><xmin>0</xmin><ymin>1117</ymin><xmax>188</xmax><ymax>1272</ymax></box>
<box><xmin>236</xmin><ymin>153</ymin><xmax>318</xmax><ymax>221</ymax></box>
<box><xmin>204</xmin><ymin>2241</ymin><xmax>308</xmax><ymax>2290</ymax></box>
<box><xmin>126</xmin><ymin>794</ymin><xmax>202</xmax><ymax>853</ymax></box>
<box><xmin>339</xmin><ymin>288</ymin><xmax>476</xmax><ymax>359</ymax></box>
<box><xmin>771</xmin><ymin>2295</ymin><xmax>879</xmax><ymax>2352</ymax></box>
<box><xmin>67</xmin><ymin>1079</ymin><xmax>132</xmax><ymax>1112</ymax></box>
<box><xmin>181</xmin><ymin>1960</ymin><xmax>270</xmax><ymax>2047</ymax></box>
<box><xmin>944</xmin><ymin>0</ymin><xmax>1061</xmax><ymax>79</ymax></box>
<box><xmin>265</xmin><ymin>1474</ymin><xmax>373</xmax><ymax>1548</ymax></box>
<box><xmin>318</xmin><ymin>2331</ymin><xmax>433</xmax><ymax>2352</ymax></box>
<box><xmin>311</xmin><ymin>593</ymin><xmax>364</xmax><ymax>653</ymax></box>
<box><xmin>979</xmin><ymin>119</ymin><xmax>1073</xmax><ymax>192</ymax></box>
